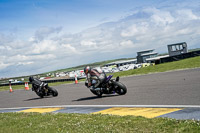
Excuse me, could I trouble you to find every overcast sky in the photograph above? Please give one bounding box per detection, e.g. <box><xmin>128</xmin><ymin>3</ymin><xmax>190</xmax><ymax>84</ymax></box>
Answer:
<box><xmin>0</xmin><ymin>0</ymin><xmax>200</xmax><ymax>78</ymax></box>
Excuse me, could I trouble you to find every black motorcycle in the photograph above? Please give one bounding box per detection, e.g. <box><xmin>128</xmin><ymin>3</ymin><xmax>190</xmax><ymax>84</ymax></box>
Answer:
<box><xmin>32</xmin><ymin>81</ymin><xmax>58</xmax><ymax>98</ymax></box>
<box><xmin>85</xmin><ymin>75</ymin><xmax>127</xmax><ymax>97</ymax></box>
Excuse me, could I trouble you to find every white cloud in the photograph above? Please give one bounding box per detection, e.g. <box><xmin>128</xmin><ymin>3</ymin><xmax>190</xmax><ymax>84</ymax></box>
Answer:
<box><xmin>80</xmin><ymin>40</ymin><xmax>97</xmax><ymax>46</ymax></box>
<box><xmin>62</xmin><ymin>44</ymin><xmax>79</xmax><ymax>54</ymax></box>
<box><xmin>176</xmin><ymin>9</ymin><xmax>199</xmax><ymax>20</ymax></box>
<box><xmin>17</xmin><ymin>61</ymin><xmax>34</xmax><ymax>65</ymax></box>
<box><xmin>143</xmin><ymin>7</ymin><xmax>175</xmax><ymax>25</ymax></box>
<box><xmin>150</xmin><ymin>11</ymin><xmax>174</xmax><ymax>26</ymax></box>
<box><xmin>121</xmin><ymin>22</ymin><xmax>149</xmax><ymax>37</ymax></box>
<box><xmin>120</xmin><ymin>40</ymin><xmax>135</xmax><ymax>47</ymax></box>
<box><xmin>0</xmin><ymin>62</ymin><xmax>11</xmax><ymax>70</ymax></box>
<box><xmin>31</xmin><ymin>40</ymin><xmax>57</xmax><ymax>54</ymax></box>
<box><xmin>29</xmin><ymin>27</ymin><xmax>63</xmax><ymax>42</ymax></box>
<box><xmin>121</xmin><ymin>25</ymin><xmax>138</xmax><ymax>37</ymax></box>
<box><xmin>81</xmin><ymin>28</ymin><xmax>102</xmax><ymax>38</ymax></box>
<box><xmin>0</xmin><ymin>45</ymin><xmax>6</xmax><ymax>50</ymax></box>
<box><xmin>29</xmin><ymin>36</ymin><xmax>36</xmax><ymax>42</ymax></box>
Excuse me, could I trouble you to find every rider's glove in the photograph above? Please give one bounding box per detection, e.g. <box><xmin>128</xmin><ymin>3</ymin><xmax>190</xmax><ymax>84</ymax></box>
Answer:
<box><xmin>88</xmin><ymin>82</ymin><xmax>92</xmax><ymax>88</ymax></box>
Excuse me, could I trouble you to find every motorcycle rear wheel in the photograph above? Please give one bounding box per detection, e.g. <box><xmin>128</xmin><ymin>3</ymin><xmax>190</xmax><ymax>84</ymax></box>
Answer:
<box><xmin>36</xmin><ymin>92</ymin><xmax>44</xmax><ymax>98</ymax></box>
<box><xmin>90</xmin><ymin>89</ymin><xmax>103</xmax><ymax>97</ymax></box>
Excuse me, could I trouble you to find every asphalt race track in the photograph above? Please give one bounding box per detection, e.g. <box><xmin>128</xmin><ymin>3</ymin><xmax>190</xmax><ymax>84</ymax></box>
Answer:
<box><xmin>0</xmin><ymin>68</ymin><xmax>200</xmax><ymax>109</ymax></box>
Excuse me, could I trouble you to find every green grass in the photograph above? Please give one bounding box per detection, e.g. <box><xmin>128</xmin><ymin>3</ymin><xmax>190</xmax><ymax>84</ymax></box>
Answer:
<box><xmin>0</xmin><ymin>112</ymin><xmax>200</xmax><ymax>133</ymax></box>
<box><xmin>0</xmin><ymin>85</ymin><xmax>25</xmax><ymax>92</ymax></box>
<box><xmin>113</xmin><ymin>56</ymin><xmax>200</xmax><ymax>77</ymax></box>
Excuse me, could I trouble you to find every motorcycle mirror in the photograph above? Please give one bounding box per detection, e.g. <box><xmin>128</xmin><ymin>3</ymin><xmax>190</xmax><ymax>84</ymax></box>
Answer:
<box><xmin>116</xmin><ymin>76</ymin><xmax>119</xmax><ymax>82</ymax></box>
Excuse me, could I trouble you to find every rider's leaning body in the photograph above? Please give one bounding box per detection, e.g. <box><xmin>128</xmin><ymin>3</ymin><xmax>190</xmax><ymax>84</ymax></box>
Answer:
<box><xmin>29</xmin><ymin>76</ymin><xmax>45</xmax><ymax>92</ymax></box>
<box><xmin>84</xmin><ymin>66</ymin><xmax>106</xmax><ymax>89</ymax></box>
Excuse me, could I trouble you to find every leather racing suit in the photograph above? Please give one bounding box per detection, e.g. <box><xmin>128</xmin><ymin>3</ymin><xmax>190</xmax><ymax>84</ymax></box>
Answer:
<box><xmin>31</xmin><ymin>78</ymin><xmax>45</xmax><ymax>92</ymax></box>
<box><xmin>85</xmin><ymin>68</ymin><xmax>106</xmax><ymax>90</ymax></box>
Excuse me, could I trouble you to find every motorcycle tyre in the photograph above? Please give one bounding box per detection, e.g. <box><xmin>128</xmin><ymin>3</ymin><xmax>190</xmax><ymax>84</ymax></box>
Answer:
<box><xmin>48</xmin><ymin>87</ymin><xmax>58</xmax><ymax>97</ymax></box>
<box><xmin>90</xmin><ymin>89</ymin><xmax>103</xmax><ymax>97</ymax></box>
<box><xmin>112</xmin><ymin>81</ymin><xmax>127</xmax><ymax>95</ymax></box>
<box><xmin>36</xmin><ymin>92</ymin><xmax>44</xmax><ymax>98</ymax></box>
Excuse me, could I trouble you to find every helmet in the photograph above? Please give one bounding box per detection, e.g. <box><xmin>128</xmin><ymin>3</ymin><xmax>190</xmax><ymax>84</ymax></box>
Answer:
<box><xmin>84</xmin><ymin>66</ymin><xmax>91</xmax><ymax>74</ymax></box>
<box><xmin>29</xmin><ymin>76</ymin><xmax>34</xmax><ymax>82</ymax></box>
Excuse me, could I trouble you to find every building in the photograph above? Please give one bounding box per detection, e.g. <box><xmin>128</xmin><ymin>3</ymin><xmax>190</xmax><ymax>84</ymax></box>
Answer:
<box><xmin>146</xmin><ymin>55</ymin><xmax>169</xmax><ymax>64</ymax></box>
<box><xmin>147</xmin><ymin>42</ymin><xmax>189</xmax><ymax>64</ymax></box>
<box><xmin>137</xmin><ymin>49</ymin><xmax>158</xmax><ymax>63</ymax></box>
<box><xmin>167</xmin><ymin>42</ymin><xmax>188</xmax><ymax>56</ymax></box>
<box><xmin>104</xmin><ymin>59</ymin><xmax>137</xmax><ymax>67</ymax></box>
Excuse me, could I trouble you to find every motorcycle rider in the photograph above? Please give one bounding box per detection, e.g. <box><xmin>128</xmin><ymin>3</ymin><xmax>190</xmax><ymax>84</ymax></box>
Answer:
<box><xmin>29</xmin><ymin>76</ymin><xmax>44</xmax><ymax>95</ymax></box>
<box><xmin>84</xmin><ymin>66</ymin><xmax>107</xmax><ymax>91</ymax></box>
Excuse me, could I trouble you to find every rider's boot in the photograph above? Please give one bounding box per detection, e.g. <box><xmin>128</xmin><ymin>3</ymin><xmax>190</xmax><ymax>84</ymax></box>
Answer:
<box><xmin>90</xmin><ymin>86</ymin><xmax>102</xmax><ymax>92</ymax></box>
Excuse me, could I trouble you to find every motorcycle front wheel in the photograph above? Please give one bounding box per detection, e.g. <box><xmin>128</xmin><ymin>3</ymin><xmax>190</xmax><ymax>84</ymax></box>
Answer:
<box><xmin>112</xmin><ymin>81</ymin><xmax>127</xmax><ymax>95</ymax></box>
<box><xmin>48</xmin><ymin>87</ymin><xmax>58</xmax><ymax>97</ymax></box>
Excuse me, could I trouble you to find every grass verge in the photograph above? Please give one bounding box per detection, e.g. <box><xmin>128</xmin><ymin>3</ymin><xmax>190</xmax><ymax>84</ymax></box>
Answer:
<box><xmin>113</xmin><ymin>56</ymin><xmax>200</xmax><ymax>77</ymax></box>
<box><xmin>0</xmin><ymin>112</ymin><xmax>200</xmax><ymax>133</ymax></box>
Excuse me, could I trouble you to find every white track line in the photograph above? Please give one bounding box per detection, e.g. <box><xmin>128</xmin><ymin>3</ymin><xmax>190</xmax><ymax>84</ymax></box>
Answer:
<box><xmin>1</xmin><ymin>105</ymin><xmax>200</xmax><ymax>110</ymax></box>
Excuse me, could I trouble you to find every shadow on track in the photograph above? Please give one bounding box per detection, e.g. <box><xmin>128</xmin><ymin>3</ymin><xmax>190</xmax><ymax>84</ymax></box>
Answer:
<box><xmin>24</xmin><ymin>96</ymin><xmax>52</xmax><ymax>101</ymax></box>
<box><xmin>72</xmin><ymin>94</ymin><xmax>120</xmax><ymax>102</ymax></box>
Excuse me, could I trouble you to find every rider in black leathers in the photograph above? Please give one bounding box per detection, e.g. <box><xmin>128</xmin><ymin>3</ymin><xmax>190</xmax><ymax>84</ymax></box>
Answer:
<box><xmin>29</xmin><ymin>76</ymin><xmax>44</xmax><ymax>95</ymax></box>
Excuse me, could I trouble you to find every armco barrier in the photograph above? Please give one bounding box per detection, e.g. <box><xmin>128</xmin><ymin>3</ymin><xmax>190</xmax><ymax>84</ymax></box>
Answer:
<box><xmin>160</xmin><ymin>50</ymin><xmax>200</xmax><ymax>63</ymax></box>
<box><xmin>0</xmin><ymin>77</ymin><xmax>85</xmax><ymax>87</ymax></box>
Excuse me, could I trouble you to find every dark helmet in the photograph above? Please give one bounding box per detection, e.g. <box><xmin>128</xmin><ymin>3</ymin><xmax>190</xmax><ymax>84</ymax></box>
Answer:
<box><xmin>29</xmin><ymin>76</ymin><xmax>34</xmax><ymax>82</ymax></box>
<box><xmin>84</xmin><ymin>66</ymin><xmax>91</xmax><ymax>74</ymax></box>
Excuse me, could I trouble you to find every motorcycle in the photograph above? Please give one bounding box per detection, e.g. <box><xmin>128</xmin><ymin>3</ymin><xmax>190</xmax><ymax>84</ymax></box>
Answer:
<box><xmin>32</xmin><ymin>82</ymin><xmax>58</xmax><ymax>98</ymax></box>
<box><xmin>85</xmin><ymin>75</ymin><xmax>127</xmax><ymax>97</ymax></box>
